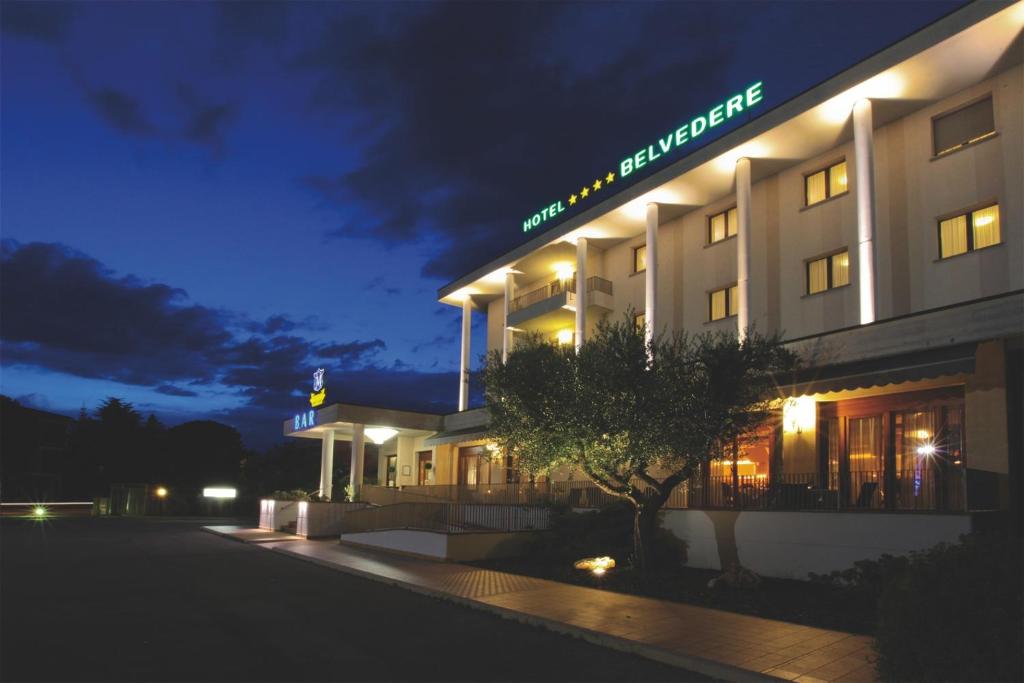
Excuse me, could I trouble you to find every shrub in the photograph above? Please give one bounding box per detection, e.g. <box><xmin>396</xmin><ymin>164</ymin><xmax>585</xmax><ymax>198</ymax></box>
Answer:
<box><xmin>266</xmin><ymin>489</ymin><xmax>310</xmax><ymax>501</ymax></box>
<box><xmin>874</xmin><ymin>533</ymin><xmax>1022</xmax><ymax>682</ymax></box>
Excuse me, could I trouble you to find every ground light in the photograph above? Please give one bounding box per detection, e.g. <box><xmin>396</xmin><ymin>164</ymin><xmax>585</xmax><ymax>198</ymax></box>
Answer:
<box><xmin>574</xmin><ymin>556</ymin><xmax>616</xmax><ymax>576</ymax></box>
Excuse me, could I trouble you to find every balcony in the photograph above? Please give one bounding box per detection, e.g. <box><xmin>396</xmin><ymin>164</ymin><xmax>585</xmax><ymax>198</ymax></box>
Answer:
<box><xmin>507</xmin><ymin>276</ymin><xmax>613</xmax><ymax>331</ymax></box>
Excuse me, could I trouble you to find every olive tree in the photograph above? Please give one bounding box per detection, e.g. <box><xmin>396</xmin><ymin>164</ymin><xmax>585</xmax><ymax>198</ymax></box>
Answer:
<box><xmin>482</xmin><ymin>315</ymin><xmax>797</xmax><ymax>570</ymax></box>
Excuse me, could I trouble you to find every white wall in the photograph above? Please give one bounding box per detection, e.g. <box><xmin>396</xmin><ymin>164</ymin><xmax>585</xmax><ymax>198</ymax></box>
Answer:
<box><xmin>662</xmin><ymin>509</ymin><xmax>972</xmax><ymax>580</ymax></box>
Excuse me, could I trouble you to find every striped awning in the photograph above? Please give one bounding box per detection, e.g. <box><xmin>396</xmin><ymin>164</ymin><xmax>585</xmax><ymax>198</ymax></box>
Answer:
<box><xmin>783</xmin><ymin>343</ymin><xmax>977</xmax><ymax>396</ymax></box>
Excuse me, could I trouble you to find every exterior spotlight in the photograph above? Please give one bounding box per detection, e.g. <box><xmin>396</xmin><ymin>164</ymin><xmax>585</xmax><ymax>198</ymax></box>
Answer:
<box><xmin>33</xmin><ymin>506</ymin><xmax>47</xmax><ymax>518</ymax></box>
<box><xmin>574</xmin><ymin>556</ymin><xmax>616</xmax><ymax>576</ymax></box>
<box><xmin>783</xmin><ymin>396</ymin><xmax>816</xmax><ymax>434</ymax></box>
<box><xmin>916</xmin><ymin>443</ymin><xmax>937</xmax><ymax>457</ymax></box>
<box><xmin>155</xmin><ymin>486</ymin><xmax>168</xmax><ymax>499</ymax></box>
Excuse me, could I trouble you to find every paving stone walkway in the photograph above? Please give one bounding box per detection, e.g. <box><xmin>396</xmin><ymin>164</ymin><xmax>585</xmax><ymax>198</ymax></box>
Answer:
<box><xmin>204</xmin><ymin>526</ymin><xmax>877</xmax><ymax>683</ymax></box>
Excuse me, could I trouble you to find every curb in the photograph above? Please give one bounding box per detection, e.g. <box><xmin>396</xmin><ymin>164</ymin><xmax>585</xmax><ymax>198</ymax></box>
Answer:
<box><xmin>265</xmin><ymin>543</ymin><xmax>782</xmax><ymax>683</ymax></box>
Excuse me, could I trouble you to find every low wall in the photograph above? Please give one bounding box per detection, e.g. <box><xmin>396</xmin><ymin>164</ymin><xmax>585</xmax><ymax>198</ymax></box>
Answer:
<box><xmin>258</xmin><ymin>499</ymin><xmax>300</xmax><ymax>532</ymax></box>
<box><xmin>662</xmin><ymin>509</ymin><xmax>972</xmax><ymax>580</ymax></box>
<box><xmin>340</xmin><ymin>529</ymin><xmax>539</xmax><ymax>561</ymax></box>
<box><xmin>296</xmin><ymin>501</ymin><xmax>370</xmax><ymax>538</ymax></box>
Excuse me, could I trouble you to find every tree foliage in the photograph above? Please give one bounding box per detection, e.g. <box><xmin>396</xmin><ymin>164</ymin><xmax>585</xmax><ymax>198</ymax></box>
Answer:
<box><xmin>482</xmin><ymin>315</ymin><xmax>798</xmax><ymax>568</ymax></box>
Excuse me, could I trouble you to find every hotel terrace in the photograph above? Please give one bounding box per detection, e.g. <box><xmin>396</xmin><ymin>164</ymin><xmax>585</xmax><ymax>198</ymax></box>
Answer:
<box><xmin>275</xmin><ymin>1</ymin><xmax>1023</xmax><ymax>578</ymax></box>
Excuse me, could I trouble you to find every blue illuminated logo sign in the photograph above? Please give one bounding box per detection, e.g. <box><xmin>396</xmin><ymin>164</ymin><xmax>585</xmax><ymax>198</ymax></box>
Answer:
<box><xmin>294</xmin><ymin>409</ymin><xmax>316</xmax><ymax>431</ymax></box>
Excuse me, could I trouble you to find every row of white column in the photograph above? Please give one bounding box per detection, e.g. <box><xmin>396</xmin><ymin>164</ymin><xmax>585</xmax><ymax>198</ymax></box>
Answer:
<box><xmin>318</xmin><ymin>424</ymin><xmax>365</xmax><ymax>501</ymax></box>
<box><xmin>457</xmin><ymin>98</ymin><xmax>877</xmax><ymax>405</ymax></box>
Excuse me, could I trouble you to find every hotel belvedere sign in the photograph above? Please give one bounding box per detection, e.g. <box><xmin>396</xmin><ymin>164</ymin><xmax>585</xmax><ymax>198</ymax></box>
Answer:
<box><xmin>522</xmin><ymin>81</ymin><xmax>764</xmax><ymax>234</ymax></box>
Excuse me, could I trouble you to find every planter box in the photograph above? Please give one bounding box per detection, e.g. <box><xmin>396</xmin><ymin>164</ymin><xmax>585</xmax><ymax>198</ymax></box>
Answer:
<box><xmin>258</xmin><ymin>499</ymin><xmax>300</xmax><ymax>532</ymax></box>
<box><xmin>296</xmin><ymin>501</ymin><xmax>371</xmax><ymax>538</ymax></box>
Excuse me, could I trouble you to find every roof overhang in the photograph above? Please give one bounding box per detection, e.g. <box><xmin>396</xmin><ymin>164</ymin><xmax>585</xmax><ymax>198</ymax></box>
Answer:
<box><xmin>438</xmin><ymin>0</ymin><xmax>1024</xmax><ymax>307</ymax></box>
<box><xmin>284</xmin><ymin>402</ymin><xmax>444</xmax><ymax>441</ymax></box>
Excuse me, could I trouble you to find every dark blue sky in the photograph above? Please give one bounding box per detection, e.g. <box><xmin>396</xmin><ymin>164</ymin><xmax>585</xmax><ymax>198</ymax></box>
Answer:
<box><xmin>1</xmin><ymin>1</ymin><xmax>964</xmax><ymax>447</ymax></box>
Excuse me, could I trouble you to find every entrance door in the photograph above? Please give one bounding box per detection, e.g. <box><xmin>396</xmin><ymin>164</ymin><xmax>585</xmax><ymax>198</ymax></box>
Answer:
<box><xmin>385</xmin><ymin>455</ymin><xmax>397</xmax><ymax>487</ymax></box>
<box><xmin>417</xmin><ymin>450</ymin><xmax>432</xmax><ymax>485</ymax></box>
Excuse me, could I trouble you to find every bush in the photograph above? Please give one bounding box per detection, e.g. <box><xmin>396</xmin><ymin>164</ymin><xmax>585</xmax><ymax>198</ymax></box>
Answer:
<box><xmin>266</xmin><ymin>489</ymin><xmax>310</xmax><ymax>501</ymax></box>
<box><xmin>874</xmin><ymin>533</ymin><xmax>1022</xmax><ymax>682</ymax></box>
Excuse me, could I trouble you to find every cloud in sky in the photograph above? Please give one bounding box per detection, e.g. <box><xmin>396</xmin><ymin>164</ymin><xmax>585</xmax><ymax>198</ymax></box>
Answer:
<box><xmin>0</xmin><ymin>240</ymin><xmax>461</xmax><ymax>445</ymax></box>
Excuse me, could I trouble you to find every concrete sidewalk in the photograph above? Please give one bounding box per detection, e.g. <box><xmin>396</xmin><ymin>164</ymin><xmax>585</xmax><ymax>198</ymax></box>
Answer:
<box><xmin>204</xmin><ymin>528</ymin><xmax>877</xmax><ymax>683</ymax></box>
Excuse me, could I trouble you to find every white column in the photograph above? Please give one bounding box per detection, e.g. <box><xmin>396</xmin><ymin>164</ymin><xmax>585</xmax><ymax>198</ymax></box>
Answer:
<box><xmin>351</xmin><ymin>423</ymin><xmax>365</xmax><ymax>500</ymax></box>
<box><xmin>644</xmin><ymin>203</ymin><xmax>658</xmax><ymax>347</ymax></box>
<box><xmin>319</xmin><ymin>429</ymin><xmax>335</xmax><ymax>500</ymax></box>
<box><xmin>459</xmin><ymin>296</ymin><xmax>471</xmax><ymax>411</ymax></box>
<box><xmin>502</xmin><ymin>272</ymin><xmax>514</xmax><ymax>363</ymax></box>
<box><xmin>575</xmin><ymin>237</ymin><xmax>588</xmax><ymax>351</ymax></box>
<box><xmin>735</xmin><ymin>157</ymin><xmax>752</xmax><ymax>339</ymax></box>
<box><xmin>853</xmin><ymin>98</ymin><xmax>877</xmax><ymax>325</ymax></box>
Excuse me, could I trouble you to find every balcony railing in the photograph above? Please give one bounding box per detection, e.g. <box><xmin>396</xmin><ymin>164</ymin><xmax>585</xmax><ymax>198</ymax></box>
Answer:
<box><xmin>365</xmin><ymin>468</ymin><xmax>963</xmax><ymax>513</ymax></box>
<box><xmin>509</xmin><ymin>276</ymin><xmax>613</xmax><ymax>313</ymax></box>
<box><xmin>338</xmin><ymin>501</ymin><xmax>551</xmax><ymax>534</ymax></box>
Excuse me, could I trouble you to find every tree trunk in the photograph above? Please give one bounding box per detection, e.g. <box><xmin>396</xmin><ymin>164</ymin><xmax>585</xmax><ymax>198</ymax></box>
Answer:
<box><xmin>632</xmin><ymin>499</ymin><xmax>660</xmax><ymax>572</ymax></box>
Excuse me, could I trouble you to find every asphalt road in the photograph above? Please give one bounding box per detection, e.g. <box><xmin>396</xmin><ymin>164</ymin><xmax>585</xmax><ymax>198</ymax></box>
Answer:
<box><xmin>1</xmin><ymin>517</ymin><xmax>706</xmax><ymax>682</ymax></box>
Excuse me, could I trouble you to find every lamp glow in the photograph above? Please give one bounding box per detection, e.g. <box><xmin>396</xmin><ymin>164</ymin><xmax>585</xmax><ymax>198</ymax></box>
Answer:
<box><xmin>364</xmin><ymin>427</ymin><xmax>398</xmax><ymax>445</ymax></box>
<box><xmin>33</xmin><ymin>506</ymin><xmax>47</xmax><ymax>518</ymax></box>
<box><xmin>556</xmin><ymin>329</ymin><xmax>574</xmax><ymax>346</ymax></box>
<box><xmin>553</xmin><ymin>263</ymin><xmax>574</xmax><ymax>282</ymax></box>
<box><xmin>916</xmin><ymin>443</ymin><xmax>937</xmax><ymax>457</ymax></box>
<box><xmin>203</xmin><ymin>487</ymin><xmax>237</xmax><ymax>499</ymax></box>
<box><xmin>574</xmin><ymin>556</ymin><xmax>616</xmax><ymax>576</ymax></box>
<box><xmin>783</xmin><ymin>396</ymin><xmax>816</xmax><ymax>434</ymax></box>
<box><xmin>155</xmin><ymin>486</ymin><xmax>168</xmax><ymax>499</ymax></box>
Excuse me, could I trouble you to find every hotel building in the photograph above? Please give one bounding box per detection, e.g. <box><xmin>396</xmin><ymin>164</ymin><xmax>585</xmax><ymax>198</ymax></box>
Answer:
<box><xmin>282</xmin><ymin>1</ymin><xmax>1022</xmax><ymax>578</ymax></box>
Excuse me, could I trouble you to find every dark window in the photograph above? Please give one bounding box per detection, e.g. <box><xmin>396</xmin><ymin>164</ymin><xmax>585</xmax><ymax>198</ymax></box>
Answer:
<box><xmin>933</xmin><ymin>97</ymin><xmax>994</xmax><ymax>156</ymax></box>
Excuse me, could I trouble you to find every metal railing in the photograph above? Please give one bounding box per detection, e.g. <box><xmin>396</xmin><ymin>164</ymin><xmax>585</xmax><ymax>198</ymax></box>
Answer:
<box><xmin>509</xmin><ymin>276</ymin><xmax>613</xmax><ymax>313</ymax></box>
<box><xmin>339</xmin><ymin>502</ymin><xmax>550</xmax><ymax>534</ymax></box>
<box><xmin>363</xmin><ymin>468</ymin><xmax>963</xmax><ymax>514</ymax></box>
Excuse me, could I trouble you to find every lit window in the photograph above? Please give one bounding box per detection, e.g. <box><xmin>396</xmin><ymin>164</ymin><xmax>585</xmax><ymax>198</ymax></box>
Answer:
<box><xmin>807</xmin><ymin>250</ymin><xmax>850</xmax><ymax>295</ymax></box>
<box><xmin>708</xmin><ymin>207</ymin><xmax>738</xmax><ymax>244</ymax></box>
<box><xmin>939</xmin><ymin>204</ymin><xmax>1000</xmax><ymax>259</ymax></box>
<box><xmin>709</xmin><ymin>285</ymin><xmax>738</xmax><ymax>321</ymax></box>
<box><xmin>633</xmin><ymin>245</ymin><xmax>647</xmax><ymax>273</ymax></box>
<box><xmin>933</xmin><ymin>97</ymin><xmax>994</xmax><ymax>156</ymax></box>
<box><xmin>634</xmin><ymin>312</ymin><xmax>645</xmax><ymax>333</ymax></box>
<box><xmin>805</xmin><ymin>160</ymin><xmax>847</xmax><ymax>206</ymax></box>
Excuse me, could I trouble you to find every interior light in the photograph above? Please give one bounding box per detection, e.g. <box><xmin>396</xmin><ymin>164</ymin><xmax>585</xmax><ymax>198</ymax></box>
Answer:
<box><xmin>974</xmin><ymin>215</ymin><xmax>993</xmax><ymax>226</ymax></box>
<box><xmin>203</xmin><ymin>487</ymin><xmax>237</xmax><ymax>499</ymax></box>
<box><xmin>553</xmin><ymin>263</ymin><xmax>574</xmax><ymax>281</ymax></box>
<box><xmin>916</xmin><ymin>443</ymin><xmax>937</xmax><ymax>457</ymax></box>
<box><xmin>365</xmin><ymin>427</ymin><xmax>398</xmax><ymax>444</ymax></box>
<box><xmin>819</xmin><ymin>72</ymin><xmax>905</xmax><ymax>124</ymax></box>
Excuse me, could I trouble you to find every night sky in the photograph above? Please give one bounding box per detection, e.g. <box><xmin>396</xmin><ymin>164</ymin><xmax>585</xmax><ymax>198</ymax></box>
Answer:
<box><xmin>1</xmin><ymin>1</ymin><xmax>965</xmax><ymax>448</ymax></box>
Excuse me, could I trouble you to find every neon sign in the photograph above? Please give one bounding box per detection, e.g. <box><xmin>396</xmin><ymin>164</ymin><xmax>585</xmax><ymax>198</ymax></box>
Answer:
<box><xmin>521</xmin><ymin>81</ymin><xmax>764</xmax><ymax>234</ymax></box>
<box><xmin>294</xmin><ymin>409</ymin><xmax>316</xmax><ymax>431</ymax></box>
<box><xmin>310</xmin><ymin>367</ymin><xmax>326</xmax><ymax>407</ymax></box>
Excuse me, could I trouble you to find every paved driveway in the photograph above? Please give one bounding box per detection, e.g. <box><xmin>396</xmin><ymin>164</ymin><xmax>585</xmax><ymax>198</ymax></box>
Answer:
<box><xmin>1</xmin><ymin>517</ymin><xmax>703</xmax><ymax>682</ymax></box>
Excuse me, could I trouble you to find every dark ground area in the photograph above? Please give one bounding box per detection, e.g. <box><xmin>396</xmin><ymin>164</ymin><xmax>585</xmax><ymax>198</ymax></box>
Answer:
<box><xmin>0</xmin><ymin>516</ymin><xmax>709</xmax><ymax>683</ymax></box>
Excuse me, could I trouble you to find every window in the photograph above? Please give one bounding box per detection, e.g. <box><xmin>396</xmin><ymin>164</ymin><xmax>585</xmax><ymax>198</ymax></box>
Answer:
<box><xmin>939</xmin><ymin>204</ymin><xmax>1000</xmax><ymax>258</ymax></box>
<box><xmin>634</xmin><ymin>312</ymin><xmax>645</xmax><ymax>333</ymax></box>
<box><xmin>806</xmin><ymin>250</ymin><xmax>850</xmax><ymax>294</ymax></box>
<box><xmin>804</xmin><ymin>160</ymin><xmax>848</xmax><ymax>206</ymax></box>
<box><xmin>933</xmin><ymin>96</ymin><xmax>994</xmax><ymax>156</ymax></box>
<box><xmin>633</xmin><ymin>245</ymin><xmax>647</xmax><ymax>273</ymax></box>
<box><xmin>708</xmin><ymin>207</ymin><xmax>738</xmax><ymax>243</ymax></box>
<box><xmin>708</xmin><ymin>284</ymin><xmax>738</xmax><ymax>321</ymax></box>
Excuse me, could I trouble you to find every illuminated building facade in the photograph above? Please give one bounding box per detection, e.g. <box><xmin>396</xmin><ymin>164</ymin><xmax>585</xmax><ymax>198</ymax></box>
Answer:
<box><xmin>285</xmin><ymin>2</ymin><xmax>1022</xmax><ymax>576</ymax></box>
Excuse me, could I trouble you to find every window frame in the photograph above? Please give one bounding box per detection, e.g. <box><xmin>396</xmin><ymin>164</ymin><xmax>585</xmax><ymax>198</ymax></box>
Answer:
<box><xmin>803</xmin><ymin>159</ymin><xmax>848</xmax><ymax>207</ymax></box>
<box><xmin>936</xmin><ymin>202</ymin><xmax>1001</xmax><ymax>260</ymax></box>
<box><xmin>633</xmin><ymin>312</ymin><xmax>645</xmax><ymax>333</ymax></box>
<box><xmin>930</xmin><ymin>94</ymin><xmax>996</xmax><ymax>158</ymax></box>
<box><xmin>805</xmin><ymin>248</ymin><xmax>851</xmax><ymax>296</ymax></box>
<box><xmin>707</xmin><ymin>283</ymin><xmax>738</xmax><ymax>322</ymax></box>
<box><xmin>707</xmin><ymin>206</ymin><xmax>738</xmax><ymax>245</ymax></box>
<box><xmin>632</xmin><ymin>245</ymin><xmax>647</xmax><ymax>273</ymax></box>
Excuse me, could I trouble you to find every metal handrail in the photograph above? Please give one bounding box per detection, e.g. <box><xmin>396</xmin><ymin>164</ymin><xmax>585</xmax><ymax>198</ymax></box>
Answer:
<box><xmin>509</xmin><ymin>276</ymin><xmax>613</xmax><ymax>313</ymax></box>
